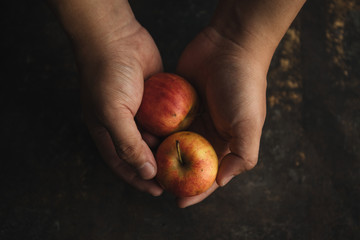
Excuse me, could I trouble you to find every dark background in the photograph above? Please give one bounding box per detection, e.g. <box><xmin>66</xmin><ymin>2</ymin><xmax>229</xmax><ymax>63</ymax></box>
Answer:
<box><xmin>1</xmin><ymin>0</ymin><xmax>360</xmax><ymax>239</ymax></box>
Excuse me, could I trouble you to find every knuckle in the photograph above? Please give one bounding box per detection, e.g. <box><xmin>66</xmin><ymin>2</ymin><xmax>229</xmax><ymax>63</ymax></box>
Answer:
<box><xmin>242</xmin><ymin>154</ymin><xmax>259</xmax><ymax>171</ymax></box>
<box><xmin>115</xmin><ymin>143</ymin><xmax>141</xmax><ymax>166</ymax></box>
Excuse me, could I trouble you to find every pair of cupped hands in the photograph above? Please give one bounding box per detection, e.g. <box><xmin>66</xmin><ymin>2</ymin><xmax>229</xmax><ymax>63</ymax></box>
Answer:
<box><xmin>78</xmin><ymin>17</ymin><xmax>267</xmax><ymax>208</ymax></box>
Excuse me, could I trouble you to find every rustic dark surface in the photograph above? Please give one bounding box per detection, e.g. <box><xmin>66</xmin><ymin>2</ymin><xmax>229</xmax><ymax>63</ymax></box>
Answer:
<box><xmin>1</xmin><ymin>0</ymin><xmax>360</xmax><ymax>239</ymax></box>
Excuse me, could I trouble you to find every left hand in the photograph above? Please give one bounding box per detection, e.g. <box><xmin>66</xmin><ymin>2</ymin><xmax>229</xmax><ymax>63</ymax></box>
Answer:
<box><xmin>175</xmin><ymin>26</ymin><xmax>268</xmax><ymax>208</ymax></box>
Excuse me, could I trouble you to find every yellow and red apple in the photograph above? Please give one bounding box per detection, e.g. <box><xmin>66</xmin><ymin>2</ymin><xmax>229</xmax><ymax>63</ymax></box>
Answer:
<box><xmin>155</xmin><ymin>131</ymin><xmax>218</xmax><ymax>197</ymax></box>
<box><xmin>136</xmin><ymin>73</ymin><xmax>198</xmax><ymax>137</ymax></box>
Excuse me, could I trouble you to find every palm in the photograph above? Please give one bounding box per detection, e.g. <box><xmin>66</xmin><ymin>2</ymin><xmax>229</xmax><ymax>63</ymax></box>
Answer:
<box><xmin>80</xmin><ymin>26</ymin><xmax>162</xmax><ymax>118</ymax></box>
<box><xmin>176</xmin><ymin>27</ymin><xmax>267</xmax><ymax>207</ymax></box>
<box><xmin>80</xmin><ymin>24</ymin><xmax>164</xmax><ymax>196</ymax></box>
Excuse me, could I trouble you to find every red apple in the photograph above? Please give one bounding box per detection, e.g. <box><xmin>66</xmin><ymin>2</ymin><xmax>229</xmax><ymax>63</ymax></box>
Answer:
<box><xmin>155</xmin><ymin>131</ymin><xmax>218</xmax><ymax>197</ymax></box>
<box><xmin>136</xmin><ymin>73</ymin><xmax>199</xmax><ymax>137</ymax></box>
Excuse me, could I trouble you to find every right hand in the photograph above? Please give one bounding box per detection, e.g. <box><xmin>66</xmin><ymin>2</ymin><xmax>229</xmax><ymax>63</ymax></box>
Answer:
<box><xmin>77</xmin><ymin>19</ymin><xmax>164</xmax><ymax>196</ymax></box>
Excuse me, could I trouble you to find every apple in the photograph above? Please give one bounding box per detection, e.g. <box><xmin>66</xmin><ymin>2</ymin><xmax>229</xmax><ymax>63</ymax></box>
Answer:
<box><xmin>155</xmin><ymin>131</ymin><xmax>218</xmax><ymax>197</ymax></box>
<box><xmin>136</xmin><ymin>73</ymin><xmax>199</xmax><ymax>137</ymax></box>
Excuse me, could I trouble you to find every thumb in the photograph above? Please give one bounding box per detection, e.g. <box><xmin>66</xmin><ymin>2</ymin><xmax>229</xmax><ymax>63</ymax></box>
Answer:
<box><xmin>105</xmin><ymin>109</ymin><xmax>157</xmax><ymax>180</ymax></box>
<box><xmin>216</xmin><ymin>125</ymin><xmax>262</xmax><ymax>187</ymax></box>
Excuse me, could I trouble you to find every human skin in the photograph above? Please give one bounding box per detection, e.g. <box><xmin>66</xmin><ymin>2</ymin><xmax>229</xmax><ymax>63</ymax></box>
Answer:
<box><xmin>49</xmin><ymin>0</ymin><xmax>306</xmax><ymax>207</ymax></box>
<box><xmin>175</xmin><ymin>0</ymin><xmax>307</xmax><ymax>207</ymax></box>
<box><xmin>49</xmin><ymin>0</ymin><xmax>164</xmax><ymax>196</ymax></box>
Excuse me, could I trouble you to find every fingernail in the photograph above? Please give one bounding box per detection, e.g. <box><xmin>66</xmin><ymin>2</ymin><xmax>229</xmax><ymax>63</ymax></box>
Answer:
<box><xmin>138</xmin><ymin>162</ymin><xmax>155</xmax><ymax>179</ymax></box>
<box><xmin>150</xmin><ymin>188</ymin><xmax>163</xmax><ymax>197</ymax></box>
<box><xmin>221</xmin><ymin>175</ymin><xmax>235</xmax><ymax>187</ymax></box>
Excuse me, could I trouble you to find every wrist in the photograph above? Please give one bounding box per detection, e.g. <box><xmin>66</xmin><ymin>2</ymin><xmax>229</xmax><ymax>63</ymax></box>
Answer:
<box><xmin>50</xmin><ymin>0</ymin><xmax>139</xmax><ymax>56</ymax></box>
<box><xmin>201</xmin><ymin>26</ymin><xmax>270</xmax><ymax>78</ymax></box>
<box><xmin>210</xmin><ymin>8</ymin><xmax>275</xmax><ymax>69</ymax></box>
<box><xmin>210</xmin><ymin>0</ymin><xmax>306</xmax><ymax>69</ymax></box>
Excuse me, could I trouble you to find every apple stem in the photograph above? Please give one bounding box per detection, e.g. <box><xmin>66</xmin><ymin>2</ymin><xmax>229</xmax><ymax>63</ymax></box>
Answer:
<box><xmin>176</xmin><ymin>140</ymin><xmax>184</xmax><ymax>165</ymax></box>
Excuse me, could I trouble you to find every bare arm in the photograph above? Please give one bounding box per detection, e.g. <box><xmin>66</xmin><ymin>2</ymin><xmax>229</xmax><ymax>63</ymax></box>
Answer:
<box><xmin>49</xmin><ymin>0</ymin><xmax>164</xmax><ymax>196</ymax></box>
<box><xmin>177</xmin><ymin>0</ymin><xmax>306</xmax><ymax>207</ymax></box>
<box><xmin>212</xmin><ymin>0</ymin><xmax>306</xmax><ymax>69</ymax></box>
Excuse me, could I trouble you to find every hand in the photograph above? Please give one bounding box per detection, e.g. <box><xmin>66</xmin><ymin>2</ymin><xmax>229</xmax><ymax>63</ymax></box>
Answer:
<box><xmin>176</xmin><ymin>27</ymin><xmax>268</xmax><ymax>207</ymax></box>
<box><xmin>175</xmin><ymin>0</ymin><xmax>306</xmax><ymax>208</ymax></box>
<box><xmin>52</xmin><ymin>0</ymin><xmax>304</xmax><ymax>206</ymax></box>
<box><xmin>78</xmin><ymin>19</ymin><xmax>164</xmax><ymax>196</ymax></box>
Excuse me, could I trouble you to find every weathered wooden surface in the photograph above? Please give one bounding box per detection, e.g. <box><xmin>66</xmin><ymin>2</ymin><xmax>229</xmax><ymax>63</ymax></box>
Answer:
<box><xmin>1</xmin><ymin>0</ymin><xmax>359</xmax><ymax>239</ymax></box>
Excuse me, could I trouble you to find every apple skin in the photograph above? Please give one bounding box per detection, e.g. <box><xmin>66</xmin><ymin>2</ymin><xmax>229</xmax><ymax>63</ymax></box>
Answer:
<box><xmin>136</xmin><ymin>73</ymin><xmax>199</xmax><ymax>137</ymax></box>
<box><xmin>155</xmin><ymin>131</ymin><xmax>218</xmax><ymax>197</ymax></box>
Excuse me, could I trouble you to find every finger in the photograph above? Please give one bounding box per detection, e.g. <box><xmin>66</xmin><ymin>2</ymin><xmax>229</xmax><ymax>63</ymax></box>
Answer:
<box><xmin>217</xmin><ymin>133</ymin><xmax>261</xmax><ymax>187</ymax></box>
<box><xmin>111</xmin><ymin>158</ymin><xmax>163</xmax><ymax>196</ymax></box>
<box><xmin>176</xmin><ymin>182</ymin><xmax>219</xmax><ymax>208</ymax></box>
<box><xmin>105</xmin><ymin>109</ymin><xmax>157</xmax><ymax>180</ymax></box>
<box><xmin>88</xmin><ymin>123</ymin><xmax>163</xmax><ymax>196</ymax></box>
<box><xmin>140</xmin><ymin>131</ymin><xmax>161</xmax><ymax>149</ymax></box>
